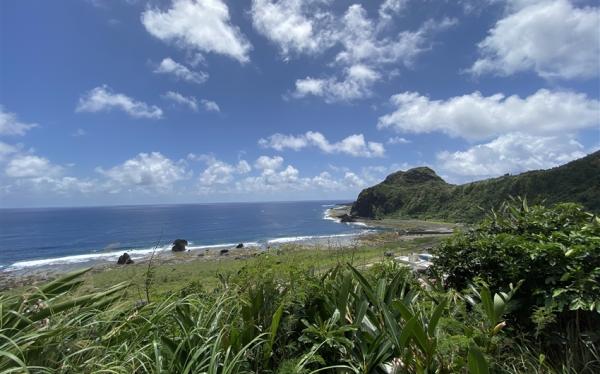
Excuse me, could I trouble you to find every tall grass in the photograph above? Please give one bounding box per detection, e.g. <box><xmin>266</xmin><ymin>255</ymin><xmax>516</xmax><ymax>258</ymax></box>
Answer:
<box><xmin>1</xmin><ymin>254</ymin><xmax>598</xmax><ymax>372</ymax></box>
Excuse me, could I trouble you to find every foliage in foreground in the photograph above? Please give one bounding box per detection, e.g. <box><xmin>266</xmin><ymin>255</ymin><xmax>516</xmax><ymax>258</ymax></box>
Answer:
<box><xmin>433</xmin><ymin>199</ymin><xmax>600</xmax><ymax>371</ymax></box>
<box><xmin>1</xmin><ymin>201</ymin><xmax>599</xmax><ymax>373</ymax></box>
<box><xmin>1</xmin><ymin>263</ymin><xmax>594</xmax><ymax>373</ymax></box>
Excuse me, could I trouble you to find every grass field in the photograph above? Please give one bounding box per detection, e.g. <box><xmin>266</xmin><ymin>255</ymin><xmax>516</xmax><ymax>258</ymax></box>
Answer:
<box><xmin>79</xmin><ymin>233</ymin><xmax>445</xmax><ymax>301</ymax></box>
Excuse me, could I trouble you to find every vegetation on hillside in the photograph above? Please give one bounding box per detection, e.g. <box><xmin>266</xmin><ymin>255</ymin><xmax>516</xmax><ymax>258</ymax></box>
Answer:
<box><xmin>1</xmin><ymin>201</ymin><xmax>599</xmax><ymax>373</ymax></box>
<box><xmin>351</xmin><ymin>151</ymin><xmax>600</xmax><ymax>222</ymax></box>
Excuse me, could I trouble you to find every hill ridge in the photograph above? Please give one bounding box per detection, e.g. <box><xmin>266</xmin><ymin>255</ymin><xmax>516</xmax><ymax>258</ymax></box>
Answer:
<box><xmin>351</xmin><ymin>151</ymin><xmax>600</xmax><ymax>222</ymax></box>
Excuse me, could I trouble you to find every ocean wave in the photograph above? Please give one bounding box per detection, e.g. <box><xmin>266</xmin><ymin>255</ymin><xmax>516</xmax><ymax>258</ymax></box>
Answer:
<box><xmin>267</xmin><ymin>232</ymin><xmax>370</xmax><ymax>244</ymax></box>
<box><xmin>5</xmin><ymin>241</ymin><xmax>262</xmax><ymax>271</ymax></box>
<box><xmin>187</xmin><ymin>242</ymin><xmax>260</xmax><ymax>251</ymax></box>
<box><xmin>6</xmin><ymin>245</ymin><xmax>171</xmax><ymax>270</ymax></box>
<box><xmin>322</xmin><ymin>208</ymin><xmax>341</xmax><ymax>223</ymax></box>
<box><xmin>322</xmin><ymin>208</ymin><xmax>370</xmax><ymax>228</ymax></box>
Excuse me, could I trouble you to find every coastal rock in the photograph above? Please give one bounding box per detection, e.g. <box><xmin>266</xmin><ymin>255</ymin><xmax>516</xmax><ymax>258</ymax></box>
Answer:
<box><xmin>171</xmin><ymin>239</ymin><xmax>188</xmax><ymax>252</ymax></box>
<box><xmin>235</xmin><ymin>243</ymin><xmax>244</xmax><ymax>248</ymax></box>
<box><xmin>220</xmin><ymin>248</ymin><xmax>229</xmax><ymax>256</ymax></box>
<box><xmin>117</xmin><ymin>253</ymin><xmax>134</xmax><ymax>265</ymax></box>
<box><xmin>339</xmin><ymin>214</ymin><xmax>355</xmax><ymax>223</ymax></box>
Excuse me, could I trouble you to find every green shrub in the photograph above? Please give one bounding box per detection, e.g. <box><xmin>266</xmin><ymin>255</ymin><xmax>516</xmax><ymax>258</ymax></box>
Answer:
<box><xmin>433</xmin><ymin>199</ymin><xmax>600</xmax><ymax>371</ymax></box>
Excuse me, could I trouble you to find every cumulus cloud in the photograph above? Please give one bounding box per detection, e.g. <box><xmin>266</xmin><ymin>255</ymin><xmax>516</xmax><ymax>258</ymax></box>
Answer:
<box><xmin>97</xmin><ymin>152</ymin><xmax>188</xmax><ymax>192</ymax></box>
<box><xmin>163</xmin><ymin>91</ymin><xmax>198</xmax><ymax>111</ymax></box>
<box><xmin>154</xmin><ymin>57</ymin><xmax>208</xmax><ymax>84</ymax></box>
<box><xmin>334</xmin><ymin>6</ymin><xmax>456</xmax><ymax>68</ymax></box>
<box><xmin>387</xmin><ymin>136</ymin><xmax>410</xmax><ymax>144</ymax></box>
<box><xmin>254</xmin><ymin>155</ymin><xmax>284</xmax><ymax>171</ymax></box>
<box><xmin>379</xmin><ymin>0</ymin><xmax>409</xmax><ymax>20</ymax></box>
<box><xmin>343</xmin><ymin>171</ymin><xmax>367</xmax><ymax>188</ymax></box>
<box><xmin>0</xmin><ymin>106</ymin><xmax>37</xmax><ymax>136</ymax></box>
<box><xmin>0</xmin><ymin>141</ymin><xmax>19</xmax><ymax>161</ymax></box>
<box><xmin>236</xmin><ymin>160</ymin><xmax>374</xmax><ymax>194</ymax></box>
<box><xmin>437</xmin><ymin>132</ymin><xmax>587</xmax><ymax>179</ymax></box>
<box><xmin>237</xmin><ymin>156</ymin><xmax>303</xmax><ymax>193</ymax></box>
<box><xmin>1</xmin><ymin>150</ymin><xmax>96</xmax><ymax>195</ymax></box>
<box><xmin>141</xmin><ymin>0</ymin><xmax>252</xmax><ymax>63</ymax></box>
<box><xmin>76</xmin><ymin>85</ymin><xmax>163</xmax><ymax>119</ymax></box>
<box><xmin>292</xmin><ymin>7</ymin><xmax>455</xmax><ymax>101</ymax></box>
<box><xmin>200</xmin><ymin>99</ymin><xmax>220</xmax><ymax>112</ymax></box>
<box><xmin>251</xmin><ymin>1</ymin><xmax>455</xmax><ymax>102</ymax></box>
<box><xmin>250</xmin><ymin>0</ymin><xmax>337</xmax><ymax>58</ymax></box>
<box><xmin>189</xmin><ymin>154</ymin><xmax>370</xmax><ymax>195</ymax></box>
<box><xmin>195</xmin><ymin>155</ymin><xmax>251</xmax><ymax>186</ymax></box>
<box><xmin>293</xmin><ymin>64</ymin><xmax>381</xmax><ymax>102</ymax></box>
<box><xmin>378</xmin><ymin>89</ymin><xmax>600</xmax><ymax>141</ymax></box>
<box><xmin>5</xmin><ymin>155</ymin><xmax>63</xmax><ymax>178</ymax></box>
<box><xmin>470</xmin><ymin>0</ymin><xmax>600</xmax><ymax>79</ymax></box>
<box><xmin>259</xmin><ymin>131</ymin><xmax>385</xmax><ymax>157</ymax></box>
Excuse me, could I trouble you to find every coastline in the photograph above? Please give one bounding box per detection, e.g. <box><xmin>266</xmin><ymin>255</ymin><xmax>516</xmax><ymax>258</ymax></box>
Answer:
<box><xmin>0</xmin><ymin>204</ymin><xmax>456</xmax><ymax>290</ymax></box>
<box><xmin>0</xmin><ymin>205</ymin><xmax>376</xmax><ymax>289</ymax></box>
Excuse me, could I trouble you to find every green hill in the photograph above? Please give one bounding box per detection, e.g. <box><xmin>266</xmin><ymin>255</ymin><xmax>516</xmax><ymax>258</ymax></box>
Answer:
<box><xmin>351</xmin><ymin>151</ymin><xmax>600</xmax><ymax>222</ymax></box>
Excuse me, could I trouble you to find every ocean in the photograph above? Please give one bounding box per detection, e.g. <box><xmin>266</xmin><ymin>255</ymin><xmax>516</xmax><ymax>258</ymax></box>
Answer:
<box><xmin>0</xmin><ymin>200</ymin><xmax>369</xmax><ymax>272</ymax></box>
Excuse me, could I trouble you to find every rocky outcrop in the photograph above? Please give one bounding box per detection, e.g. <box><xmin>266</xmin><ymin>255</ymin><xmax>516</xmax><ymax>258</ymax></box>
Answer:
<box><xmin>220</xmin><ymin>249</ymin><xmax>229</xmax><ymax>256</ymax></box>
<box><xmin>117</xmin><ymin>253</ymin><xmax>134</xmax><ymax>265</ymax></box>
<box><xmin>171</xmin><ymin>239</ymin><xmax>188</xmax><ymax>252</ymax></box>
<box><xmin>339</xmin><ymin>214</ymin><xmax>355</xmax><ymax>223</ymax></box>
<box><xmin>235</xmin><ymin>243</ymin><xmax>244</xmax><ymax>248</ymax></box>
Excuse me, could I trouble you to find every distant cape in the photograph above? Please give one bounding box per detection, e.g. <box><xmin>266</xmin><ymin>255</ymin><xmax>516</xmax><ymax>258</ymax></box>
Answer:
<box><xmin>351</xmin><ymin>151</ymin><xmax>600</xmax><ymax>222</ymax></box>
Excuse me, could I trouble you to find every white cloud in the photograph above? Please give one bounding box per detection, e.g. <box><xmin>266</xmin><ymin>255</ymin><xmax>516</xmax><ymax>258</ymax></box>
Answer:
<box><xmin>254</xmin><ymin>155</ymin><xmax>284</xmax><ymax>171</ymax></box>
<box><xmin>191</xmin><ymin>155</ymin><xmax>340</xmax><ymax>195</ymax></box>
<box><xmin>235</xmin><ymin>160</ymin><xmax>374</xmax><ymax>194</ymax></box>
<box><xmin>379</xmin><ymin>0</ymin><xmax>409</xmax><ymax>20</ymax></box>
<box><xmin>163</xmin><ymin>91</ymin><xmax>198</xmax><ymax>111</ymax></box>
<box><xmin>154</xmin><ymin>57</ymin><xmax>208</xmax><ymax>84</ymax></box>
<box><xmin>0</xmin><ymin>106</ymin><xmax>37</xmax><ymax>136</ymax></box>
<box><xmin>236</xmin><ymin>160</ymin><xmax>251</xmax><ymax>174</ymax></box>
<box><xmin>378</xmin><ymin>89</ymin><xmax>600</xmax><ymax>141</ymax></box>
<box><xmin>333</xmin><ymin>6</ymin><xmax>455</xmax><ymax>68</ymax></box>
<box><xmin>343</xmin><ymin>171</ymin><xmax>366</xmax><ymax>188</ymax></box>
<box><xmin>387</xmin><ymin>136</ymin><xmax>410</xmax><ymax>144</ymax></box>
<box><xmin>97</xmin><ymin>152</ymin><xmax>188</xmax><ymax>192</ymax></box>
<box><xmin>201</xmin><ymin>99</ymin><xmax>220</xmax><ymax>112</ymax></box>
<box><xmin>259</xmin><ymin>131</ymin><xmax>385</xmax><ymax>157</ymax></box>
<box><xmin>251</xmin><ymin>2</ymin><xmax>455</xmax><ymax>102</ymax></box>
<box><xmin>5</xmin><ymin>155</ymin><xmax>63</xmax><ymax>178</ymax></box>
<box><xmin>0</xmin><ymin>141</ymin><xmax>19</xmax><ymax>161</ymax></box>
<box><xmin>470</xmin><ymin>0</ymin><xmax>600</xmax><ymax>79</ymax></box>
<box><xmin>76</xmin><ymin>85</ymin><xmax>163</xmax><ymax>119</ymax></box>
<box><xmin>293</xmin><ymin>64</ymin><xmax>381</xmax><ymax>102</ymax></box>
<box><xmin>196</xmin><ymin>155</ymin><xmax>251</xmax><ymax>186</ymax></box>
<box><xmin>437</xmin><ymin>132</ymin><xmax>587</xmax><ymax>179</ymax></box>
<box><xmin>141</xmin><ymin>0</ymin><xmax>252</xmax><ymax>63</ymax></box>
<box><xmin>250</xmin><ymin>0</ymin><xmax>337</xmax><ymax>58</ymax></box>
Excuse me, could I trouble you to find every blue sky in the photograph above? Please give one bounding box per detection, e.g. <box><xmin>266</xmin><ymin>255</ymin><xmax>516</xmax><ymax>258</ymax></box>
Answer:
<box><xmin>0</xmin><ymin>0</ymin><xmax>598</xmax><ymax>208</ymax></box>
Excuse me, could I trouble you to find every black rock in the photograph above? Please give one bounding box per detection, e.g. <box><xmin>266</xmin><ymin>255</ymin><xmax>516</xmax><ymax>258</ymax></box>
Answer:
<box><xmin>235</xmin><ymin>243</ymin><xmax>244</xmax><ymax>248</ymax></box>
<box><xmin>220</xmin><ymin>248</ymin><xmax>229</xmax><ymax>256</ymax></box>
<box><xmin>339</xmin><ymin>214</ymin><xmax>355</xmax><ymax>223</ymax></box>
<box><xmin>172</xmin><ymin>239</ymin><xmax>188</xmax><ymax>252</ymax></box>
<box><xmin>117</xmin><ymin>252</ymin><xmax>134</xmax><ymax>265</ymax></box>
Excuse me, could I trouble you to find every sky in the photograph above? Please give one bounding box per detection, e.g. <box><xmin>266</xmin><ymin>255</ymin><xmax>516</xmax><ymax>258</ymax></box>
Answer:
<box><xmin>0</xmin><ymin>0</ymin><xmax>599</xmax><ymax>208</ymax></box>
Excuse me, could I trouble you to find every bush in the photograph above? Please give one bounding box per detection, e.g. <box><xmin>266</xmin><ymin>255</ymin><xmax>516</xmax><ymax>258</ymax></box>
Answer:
<box><xmin>433</xmin><ymin>199</ymin><xmax>600</xmax><ymax>371</ymax></box>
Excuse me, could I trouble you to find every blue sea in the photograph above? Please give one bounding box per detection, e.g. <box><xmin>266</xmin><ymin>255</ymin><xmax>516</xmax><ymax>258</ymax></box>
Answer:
<box><xmin>0</xmin><ymin>201</ymin><xmax>369</xmax><ymax>272</ymax></box>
